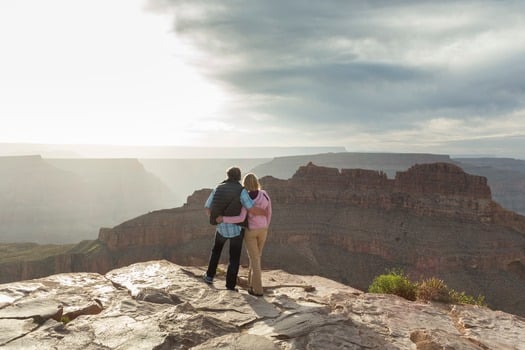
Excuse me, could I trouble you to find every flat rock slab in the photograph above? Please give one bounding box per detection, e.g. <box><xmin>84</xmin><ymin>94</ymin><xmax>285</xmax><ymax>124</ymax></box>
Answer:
<box><xmin>0</xmin><ymin>299</ymin><xmax>62</xmax><ymax>322</ymax></box>
<box><xmin>107</xmin><ymin>261</ymin><xmax>281</xmax><ymax>327</ymax></box>
<box><xmin>0</xmin><ymin>318</ymin><xmax>39</xmax><ymax>346</ymax></box>
<box><xmin>192</xmin><ymin>334</ymin><xmax>279</xmax><ymax>350</ymax></box>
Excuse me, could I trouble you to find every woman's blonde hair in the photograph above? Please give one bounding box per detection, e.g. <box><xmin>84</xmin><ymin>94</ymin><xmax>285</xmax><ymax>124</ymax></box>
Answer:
<box><xmin>243</xmin><ymin>173</ymin><xmax>261</xmax><ymax>191</ymax></box>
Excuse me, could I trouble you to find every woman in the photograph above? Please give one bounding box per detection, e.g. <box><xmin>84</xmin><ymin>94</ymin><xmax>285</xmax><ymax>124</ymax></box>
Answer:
<box><xmin>217</xmin><ymin>173</ymin><xmax>272</xmax><ymax>296</ymax></box>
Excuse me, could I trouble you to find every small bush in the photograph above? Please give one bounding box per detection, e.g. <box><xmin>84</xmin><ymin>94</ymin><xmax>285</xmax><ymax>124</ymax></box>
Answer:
<box><xmin>368</xmin><ymin>269</ymin><xmax>417</xmax><ymax>301</ymax></box>
<box><xmin>416</xmin><ymin>277</ymin><xmax>451</xmax><ymax>303</ymax></box>
<box><xmin>449</xmin><ymin>290</ymin><xmax>486</xmax><ymax>306</ymax></box>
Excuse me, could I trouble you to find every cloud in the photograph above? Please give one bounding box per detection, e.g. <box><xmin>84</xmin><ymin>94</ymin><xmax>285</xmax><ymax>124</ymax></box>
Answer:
<box><xmin>149</xmin><ymin>0</ymin><xmax>525</xmax><ymax>155</ymax></box>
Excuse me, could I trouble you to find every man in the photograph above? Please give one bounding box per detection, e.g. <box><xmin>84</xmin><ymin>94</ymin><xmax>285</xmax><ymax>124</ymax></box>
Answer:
<box><xmin>203</xmin><ymin>166</ymin><xmax>265</xmax><ymax>291</ymax></box>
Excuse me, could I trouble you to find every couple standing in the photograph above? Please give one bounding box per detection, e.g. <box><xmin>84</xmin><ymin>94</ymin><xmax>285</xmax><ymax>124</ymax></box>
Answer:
<box><xmin>203</xmin><ymin>166</ymin><xmax>272</xmax><ymax>296</ymax></box>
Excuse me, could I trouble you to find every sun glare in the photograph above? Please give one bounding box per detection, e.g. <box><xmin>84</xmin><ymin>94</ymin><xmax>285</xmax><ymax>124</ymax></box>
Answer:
<box><xmin>0</xmin><ymin>0</ymin><xmax>227</xmax><ymax>146</ymax></box>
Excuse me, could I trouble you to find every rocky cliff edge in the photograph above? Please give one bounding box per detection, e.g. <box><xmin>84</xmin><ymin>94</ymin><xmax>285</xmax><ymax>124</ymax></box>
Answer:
<box><xmin>1</xmin><ymin>260</ymin><xmax>524</xmax><ymax>349</ymax></box>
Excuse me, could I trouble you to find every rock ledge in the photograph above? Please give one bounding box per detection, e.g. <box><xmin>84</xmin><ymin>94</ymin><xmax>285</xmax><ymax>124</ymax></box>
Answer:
<box><xmin>1</xmin><ymin>260</ymin><xmax>524</xmax><ymax>349</ymax></box>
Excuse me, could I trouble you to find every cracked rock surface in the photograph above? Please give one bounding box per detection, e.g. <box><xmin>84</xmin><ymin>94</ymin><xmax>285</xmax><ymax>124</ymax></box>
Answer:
<box><xmin>0</xmin><ymin>260</ymin><xmax>524</xmax><ymax>349</ymax></box>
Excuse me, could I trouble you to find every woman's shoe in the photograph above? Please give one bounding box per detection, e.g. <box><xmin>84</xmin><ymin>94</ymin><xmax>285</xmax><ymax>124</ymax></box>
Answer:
<box><xmin>248</xmin><ymin>288</ymin><xmax>263</xmax><ymax>297</ymax></box>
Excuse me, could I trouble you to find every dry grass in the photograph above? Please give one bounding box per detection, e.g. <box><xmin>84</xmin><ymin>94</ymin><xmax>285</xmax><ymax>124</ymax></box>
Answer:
<box><xmin>0</xmin><ymin>242</ymin><xmax>75</xmax><ymax>264</ymax></box>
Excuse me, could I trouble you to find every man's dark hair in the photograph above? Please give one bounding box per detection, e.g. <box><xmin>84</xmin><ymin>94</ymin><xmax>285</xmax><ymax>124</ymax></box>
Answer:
<box><xmin>226</xmin><ymin>166</ymin><xmax>241</xmax><ymax>182</ymax></box>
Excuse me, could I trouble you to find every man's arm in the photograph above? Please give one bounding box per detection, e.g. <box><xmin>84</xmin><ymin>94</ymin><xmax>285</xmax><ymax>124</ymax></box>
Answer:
<box><xmin>239</xmin><ymin>189</ymin><xmax>266</xmax><ymax>216</ymax></box>
<box><xmin>204</xmin><ymin>189</ymin><xmax>215</xmax><ymax>216</ymax></box>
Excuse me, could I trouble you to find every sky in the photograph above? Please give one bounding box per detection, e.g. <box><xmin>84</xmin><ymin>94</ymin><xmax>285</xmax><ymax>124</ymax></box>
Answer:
<box><xmin>1</xmin><ymin>0</ymin><xmax>525</xmax><ymax>158</ymax></box>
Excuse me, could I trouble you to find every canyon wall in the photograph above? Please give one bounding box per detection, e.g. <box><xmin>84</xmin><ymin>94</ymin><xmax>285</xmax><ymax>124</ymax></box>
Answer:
<box><xmin>2</xmin><ymin>162</ymin><xmax>525</xmax><ymax>317</ymax></box>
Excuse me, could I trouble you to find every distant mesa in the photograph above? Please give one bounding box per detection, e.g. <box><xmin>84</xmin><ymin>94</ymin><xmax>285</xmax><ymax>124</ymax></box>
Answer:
<box><xmin>251</xmin><ymin>152</ymin><xmax>453</xmax><ymax>179</ymax></box>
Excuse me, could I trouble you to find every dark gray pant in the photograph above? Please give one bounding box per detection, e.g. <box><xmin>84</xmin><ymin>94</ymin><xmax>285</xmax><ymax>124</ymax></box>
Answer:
<box><xmin>205</xmin><ymin>230</ymin><xmax>244</xmax><ymax>289</ymax></box>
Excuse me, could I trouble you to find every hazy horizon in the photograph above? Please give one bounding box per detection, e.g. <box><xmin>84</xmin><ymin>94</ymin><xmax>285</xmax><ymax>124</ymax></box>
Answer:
<box><xmin>0</xmin><ymin>143</ymin><xmax>347</xmax><ymax>159</ymax></box>
<box><xmin>2</xmin><ymin>143</ymin><xmax>522</xmax><ymax>160</ymax></box>
<box><xmin>1</xmin><ymin>1</ymin><xmax>524</xmax><ymax>158</ymax></box>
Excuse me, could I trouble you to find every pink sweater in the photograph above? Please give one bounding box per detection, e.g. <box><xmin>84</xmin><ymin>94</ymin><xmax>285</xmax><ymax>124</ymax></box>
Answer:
<box><xmin>222</xmin><ymin>189</ymin><xmax>272</xmax><ymax>229</ymax></box>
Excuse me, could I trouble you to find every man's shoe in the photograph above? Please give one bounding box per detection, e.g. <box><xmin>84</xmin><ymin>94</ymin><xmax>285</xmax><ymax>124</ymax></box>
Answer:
<box><xmin>202</xmin><ymin>274</ymin><xmax>214</xmax><ymax>284</ymax></box>
<box><xmin>226</xmin><ymin>286</ymin><xmax>239</xmax><ymax>292</ymax></box>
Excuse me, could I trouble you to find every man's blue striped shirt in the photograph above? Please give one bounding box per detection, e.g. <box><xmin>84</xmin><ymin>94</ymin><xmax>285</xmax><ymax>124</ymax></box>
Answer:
<box><xmin>205</xmin><ymin>188</ymin><xmax>254</xmax><ymax>238</ymax></box>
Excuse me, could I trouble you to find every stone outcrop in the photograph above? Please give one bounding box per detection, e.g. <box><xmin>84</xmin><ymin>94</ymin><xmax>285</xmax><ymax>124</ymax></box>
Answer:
<box><xmin>267</xmin><ymin>162</ymin><xmax>495</xmax><ymax>220</ymax></box>
<box><xmin>1</xmin><ymin>260</ymin><xmax>524</xmax><ymax>349</ymax></box>
<box><xmin>2</xmin><ymin>162</ymin><xmax>525</xmax><ymax>319</ymax></box>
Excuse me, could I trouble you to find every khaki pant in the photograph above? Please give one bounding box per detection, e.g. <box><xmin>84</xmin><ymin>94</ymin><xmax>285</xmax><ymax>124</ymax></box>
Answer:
<box><xmin>244</xmin><ymin>227</ymin><xmax>268</xmax><ymax>295</ymax></box>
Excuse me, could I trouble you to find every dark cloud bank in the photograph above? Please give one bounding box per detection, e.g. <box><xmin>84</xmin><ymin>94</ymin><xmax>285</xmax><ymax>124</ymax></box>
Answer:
<box><xmin>150</xmin><ymin>0</ymin><xmax>525</xmax><ymax>158</ymax></box>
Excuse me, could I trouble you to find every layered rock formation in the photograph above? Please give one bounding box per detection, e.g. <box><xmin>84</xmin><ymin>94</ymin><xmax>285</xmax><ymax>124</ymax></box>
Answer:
<box><xmin>1</xmin><ymin>260</ymin><xmax>524</xmax><ymax>349</ymax></box>
<box><xmin>2</xmin><ymin>162</ymin><xmax>525</xmax><ymax>319</ymax></box>
<box><xmin>251</xmin><ymin>152</ymin><xmax>525</xmax><ymax>216</ymax></box>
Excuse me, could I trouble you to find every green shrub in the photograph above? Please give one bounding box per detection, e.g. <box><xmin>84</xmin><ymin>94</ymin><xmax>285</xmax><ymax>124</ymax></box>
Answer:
<box><xmin>368</xmin><ymin>269</ymin><xmax>486</xmax><ymax>307</ymax></box>
<box><xmin>449</xmin><ymin>290</ymin><xmax>486</xmax><ymax>306</ymax></box>
<box><xmin>368</xmin><ymin>269</ymin><xmax>417</xmax><ymax>301</ymax></box>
